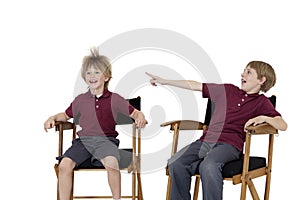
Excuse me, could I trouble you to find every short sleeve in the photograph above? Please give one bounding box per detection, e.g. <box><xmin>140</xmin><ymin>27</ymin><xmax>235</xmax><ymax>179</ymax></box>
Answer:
<box><xmin>256</xmin><ymin>97</ymin><xmax>281</xmax><ymax>117</ymax></box>
<box><xmin>65</xmin><ymin>103</ymin><xmax>73</xmax><ymax>118</ymax></box>
<box><xmin>111</xmin><ymin>93</ymin><xmax>135</xmax><ymax>117</ymax></box>
<box><xmin>202</xmin><ymin>83</ymin><xmax>209</xmax><ymax>98</ymax></box>
<box><xmin>202</xmin><ymin>83</ymin><xmax>228</xmax><ymax>102</ymax></box>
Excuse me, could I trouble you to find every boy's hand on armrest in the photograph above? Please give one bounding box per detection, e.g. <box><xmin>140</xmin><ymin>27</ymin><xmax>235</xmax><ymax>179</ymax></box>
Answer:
<box><xmin>44</xmin><ymin>117</ymin><xmax>56</xmax><ymax>132</ymax></box>
<box><xmin>130</xmin><ymin>109</ymin><xmax>147</xmax><ymax>129</ymax></box>
<box><xmin>244</xmin><ymin>115</ymin><xmax>287</xmax><ymax>132</ymax></box>
<box><xmin>244</xmin><ymin>115</ymin><xmax>267</xmax><ymax>131</ymax></box>
<box><xmin>43</xmin><ymin>112</ymin><xmax>70</xmax><ymax>132</ymax></box>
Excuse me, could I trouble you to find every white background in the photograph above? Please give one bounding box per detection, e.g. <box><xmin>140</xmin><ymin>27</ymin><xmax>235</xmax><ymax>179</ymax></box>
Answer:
<box><xmin>0</xmin><ymin>0</ymin><xmax>299</xmax><ymax>199</ymax></box>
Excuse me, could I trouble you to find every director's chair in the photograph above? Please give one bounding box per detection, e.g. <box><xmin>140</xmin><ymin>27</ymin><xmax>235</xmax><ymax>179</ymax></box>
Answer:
<box><xmin>163</xmin><ymin>95</ymin><xmax>278</xmax><ymax>200</ymax></box>
<box><xmin>53</xmin><ymin>96</ymin><xmax>143</xmax><ymax>200</ymax></box>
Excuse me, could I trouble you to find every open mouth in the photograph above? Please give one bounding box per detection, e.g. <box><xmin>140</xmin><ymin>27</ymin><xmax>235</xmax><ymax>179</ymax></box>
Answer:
<box><xmin>241</xmin><ymin>79</ymin><xmax>246</xmax><ymax>84</ymax></box>
<box><xmin>89</xmin><ymin>80</ymin><xmax>98</xmax><ymax>84</ymax></box>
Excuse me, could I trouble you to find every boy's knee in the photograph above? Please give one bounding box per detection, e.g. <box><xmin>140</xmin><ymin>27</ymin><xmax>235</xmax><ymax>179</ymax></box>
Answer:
<box><xmin>59</xmin><ymin>157</ymin><xmax>75</xmax><ymax>174</ymax></box>
<box><xmin>199</xmin><ymin>160</ymin><xmax>221</xmax><ymax>178</ymax></box>
<box><xmin>167</xmin><ymin>159</ymin><xmax>184</xmax><ymax>176</ymax></box>
<box><xmin>101</xmin><ymin>156</ymin><xmax>119</xmax><ymax>171</ymax></box>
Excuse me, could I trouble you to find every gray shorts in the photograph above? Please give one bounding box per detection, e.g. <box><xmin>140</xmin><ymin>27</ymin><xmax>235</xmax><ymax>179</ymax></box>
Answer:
<box><xmin>59</xmin><ymin>136</ymin><xmax>120</xmax><ymax>168</ymax></box>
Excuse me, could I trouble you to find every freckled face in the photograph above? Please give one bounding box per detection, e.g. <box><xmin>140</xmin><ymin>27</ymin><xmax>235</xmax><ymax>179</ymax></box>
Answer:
<box><xmin>241</xmin><ymin>66</ymin><xmax>264</xmax><ymax>94</ymax></box>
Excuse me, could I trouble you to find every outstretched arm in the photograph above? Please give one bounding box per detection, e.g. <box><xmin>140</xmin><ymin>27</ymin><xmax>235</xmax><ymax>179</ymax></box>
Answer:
<box><xmin>44</xmin><ymin>112</ymin><xmax>70</xmax><ymax>132</ymax></box>
<box><xmin>146</xmin><ymin>72</ymin><xmax>203</xmax><ymax>91</ymax></box>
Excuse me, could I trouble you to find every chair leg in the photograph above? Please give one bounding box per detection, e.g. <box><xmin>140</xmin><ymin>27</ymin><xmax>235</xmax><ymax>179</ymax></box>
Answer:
<box><xmin>132</xmin><ymin>172</ymin><xmax>136</xmax><ymax>200</ymax></box>
<box><xmin>193</xmin><ymin>176</ymin><xmax>200</xmax><ymax>200</ymax></box>
<box><xmin>241</xmin><ymin>133</ymin><xmax>251</xmax><ymax>200</ymax></box>
<box><xmin>264</xmin><ymin>134</ymin><xmax>274</xmax><ymax>200</ymax></box>
<box><xmin>54</xmin><ymin>164</ymin><xmax>59</xmax><ymax>178</ymax></box>
<box><xmin>264</xmin><ymin>170</ymin><xmax>271</xmax><ymax>200</ymax></box>
<box><xmin>137</xmin><ymin>172</ymin><xmax>143</xmax><ymax>200</ymax></box>
<box><xmin>240</xmin><ymin>180</ymin><xmax>247</xmax><ymax>200</ymax></box>
<box><xmin>247</xmin><ymin>178</ymin><xmax>260</xmax><ymax>200</ymax></box>
<box><xmin>166</xmin><ymin>176</ymin><xmax>171</xmax><ymax>200</ymax></box>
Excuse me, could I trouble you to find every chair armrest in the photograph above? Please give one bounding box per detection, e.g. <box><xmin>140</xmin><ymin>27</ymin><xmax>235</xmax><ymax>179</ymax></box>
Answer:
<box><xmin>55</xmin><ymin>121</ymin><xmax>77</xmax><ymax>156</ymax></box>
<box><xmin>55</xmin><ymin>121</ymin><xmax>75</xmax><ymax>131</ymax></box>
<box><xmin>161</xmin><ymin>120</ymin><xmax>205</xmax><ymax>131</ymax></box>
<box><xmin>245</xmin><ymin>123</ymin><xmax>278</xmax><ymax>135</ymax></box>
<box><xmin>160</xmin><ymin>120</ymin><xmax>182</xmax><ymax>127</ymax></box>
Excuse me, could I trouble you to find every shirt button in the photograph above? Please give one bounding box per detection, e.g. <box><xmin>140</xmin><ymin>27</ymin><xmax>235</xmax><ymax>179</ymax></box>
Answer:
<box><xmin>245</xmin><ymin>94</ymin><xmax>248</xmax><ymax>97</ymax></box>
<box><xmin>96</xmin><ymin>105</ymin><xmax>99</xmax><ymax>108</ymax></box>
<box><xmin>238</xmin><ymin>103</ymin><xmax>241</xmax><ymax>106</ymax></box>
<box><xmin>96</xmin><ymin>99</ymin><xmax>98</xmax><ymax>101</ymax></box>
<box><xmin>242</xmin><ymin>99</ymin><xmax>245</xmax><ymax>102</ymax></box>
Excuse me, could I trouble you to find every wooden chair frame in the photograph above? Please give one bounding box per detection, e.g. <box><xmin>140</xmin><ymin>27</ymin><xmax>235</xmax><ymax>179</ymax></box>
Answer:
<box><xmin>162</xmin><ymin>102</ymin><xmax>278</xmax><ymax>200</ymax></box>
<box><xmin>53</xmin><ymin>121</ymin><xmax>143</xmax><ymax>200</ymax></box>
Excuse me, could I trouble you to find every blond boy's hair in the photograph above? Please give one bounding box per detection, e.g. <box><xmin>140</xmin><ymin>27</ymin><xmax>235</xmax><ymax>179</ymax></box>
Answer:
<box><xmin>81</xmin><ymin>47</ymin><xmax>112</xmax><ymax>89</ymax></box>
<box><xmin>247</xmin><ymin>61</ymin><xmax>276</xmax><ymax>93</ymax></box>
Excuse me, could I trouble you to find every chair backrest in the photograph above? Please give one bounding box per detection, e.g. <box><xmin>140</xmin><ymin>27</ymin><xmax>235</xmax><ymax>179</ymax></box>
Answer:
<box><xmin>203</xmin><ymin>95</ymin><xmax>276</xmax><ymax>126</ymax></box>
<box><xmin>116</xmin><ymin>96</ymin><xmax>141</xmax><ymax>125</ymax></box>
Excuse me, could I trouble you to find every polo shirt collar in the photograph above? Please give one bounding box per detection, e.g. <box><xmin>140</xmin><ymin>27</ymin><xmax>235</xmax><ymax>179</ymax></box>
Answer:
<box><xmin>86</xmin><ymin>89</ymin><xmax>111</xmax><ymax>98</ymax></box>
<box><xmin>239</xmin><ymin>88</ymin><xmax>260</xmax><ymax>97</ymax></box>
<box><xmin>102</xmin><ymin>89</ymin><xmax>111</xmax><ymax>98</ymax></box>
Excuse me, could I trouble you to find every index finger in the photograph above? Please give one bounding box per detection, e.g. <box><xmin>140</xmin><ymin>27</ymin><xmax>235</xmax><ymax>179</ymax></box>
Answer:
<box><xmin>145</xmin><ymin>72</ymin><xmax>156</xmax><ymax>78</ymax></box>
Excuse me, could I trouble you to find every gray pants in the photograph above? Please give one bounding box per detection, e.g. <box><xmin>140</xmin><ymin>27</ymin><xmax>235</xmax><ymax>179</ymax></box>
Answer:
<box><xmin>168</xmin><ymin>140</ymin><xmax>241</xmax><ymax>200</ymax></box>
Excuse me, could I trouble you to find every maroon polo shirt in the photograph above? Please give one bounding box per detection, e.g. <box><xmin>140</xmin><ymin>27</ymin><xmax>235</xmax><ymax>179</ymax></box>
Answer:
<box><xmin>65</xmin><ymin>89</ymin><xmax>135</xmax><ymax>137</ymax></box>
<box><xmin>200</xmin><ymin>83</ymin><xmax>281</xmax><ymax>151</ymax></box>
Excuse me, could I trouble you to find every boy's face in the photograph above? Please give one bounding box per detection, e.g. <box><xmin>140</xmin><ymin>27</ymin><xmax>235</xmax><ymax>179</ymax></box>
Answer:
<box><xmin>241</xmin><ymin>66</ymin><xmax>266</xmax><ymax>94</ymax></box>
<box><xmin>85</xmin><ymin>66</ymin><xmax>109</xmax><ymax>92</ymax></box>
